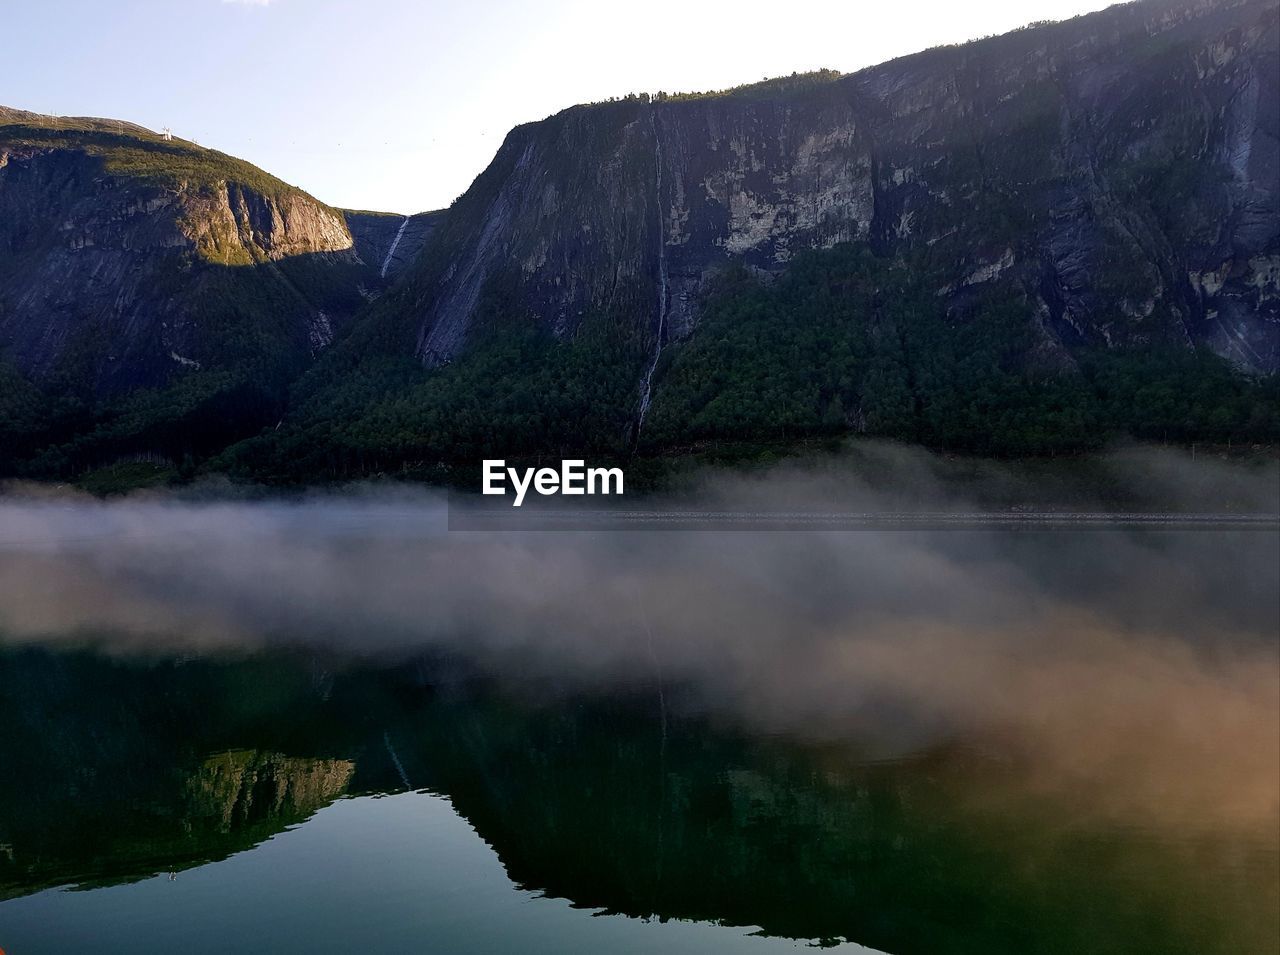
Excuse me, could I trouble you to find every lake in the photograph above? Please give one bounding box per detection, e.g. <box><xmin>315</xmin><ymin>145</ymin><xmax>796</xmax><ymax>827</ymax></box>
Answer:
<box><xmin>0</xmin><ymin>450</ymin><xmax>1276</xmax><ymax>953</ymax></box>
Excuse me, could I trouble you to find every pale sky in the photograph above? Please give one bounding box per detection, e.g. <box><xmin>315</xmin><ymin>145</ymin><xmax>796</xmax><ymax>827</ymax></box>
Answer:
<box><xmin>9</xmin><ymin>0</ymin><xmax>1118</xmax><ymax>213</ymax></box>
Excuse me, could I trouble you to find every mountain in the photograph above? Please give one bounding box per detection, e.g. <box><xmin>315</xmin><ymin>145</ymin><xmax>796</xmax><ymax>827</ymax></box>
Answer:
<box><xmin>2</xmin><ymin>106</ymin><xmax>360</xmax><ymax>394</ymax></box>
<box><xmin>0</xmin><ymin>108</ymin><xmax>437</xmax><ymax>474</ymax></box>
<box><xmin>244</xmin><ymin>0</ymin><xmax>1276</xmax><ymax>481</ymax></box>
<box><xmin>387</xmin><ymin>0</ymin><xmax>1279</xmax><ymax>376</ymax></box>
<box><xmin>2</xmin><ymin>0</ymin><xmax>1278</xmax><ymax>485</ymax></box>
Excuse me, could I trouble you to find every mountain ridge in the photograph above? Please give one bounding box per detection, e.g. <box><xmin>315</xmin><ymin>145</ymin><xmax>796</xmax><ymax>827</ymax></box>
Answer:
<box><xmin>376</xmin><ymin>0</ymin><xmax>1276</xmax><ymax>374</ymax></box>
<box><xmin>1</xmin><ymin>0</ymin><xmax>1277</xmax><ymax>484</ymax></box>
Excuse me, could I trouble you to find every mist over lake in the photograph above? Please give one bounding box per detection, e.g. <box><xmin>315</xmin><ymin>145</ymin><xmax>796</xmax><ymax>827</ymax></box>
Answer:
<box><xmin>5</xmin><ymin>0</ymin><xmax>1280</xmax><ymax>948</ymax></box>
<box><xmin>0</xmin><ymin>447</ymin><xmax>1276</xmax><ymax>953</ymax></box>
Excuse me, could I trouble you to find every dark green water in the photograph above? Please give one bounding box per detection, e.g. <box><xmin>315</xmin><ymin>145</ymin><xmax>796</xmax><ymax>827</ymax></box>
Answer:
<box><xmin>0</xmin><ymin>647</ymin><xmax>1275</xmax><ymax>955</ymax></box>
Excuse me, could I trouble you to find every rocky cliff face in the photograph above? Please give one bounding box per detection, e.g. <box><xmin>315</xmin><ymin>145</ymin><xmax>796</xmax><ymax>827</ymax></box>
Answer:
<box><xmin>0</xmin><ymin>111</ymin><xmax>380</xmax><ymax>395</ymax></box>
<box><xmin>399</xmin><ymin>0</ymin><xmax>1278</xmax><ymax>374</ymax></box>
<box><xmin>344</xmin><ymin>208</ymin><xmax>445</xmax><ymax>281</ymax></box>
<box><xmin>2</xmin><ymin>0</ymin><xmax>1276</xmax><ymax>480</ymax></box>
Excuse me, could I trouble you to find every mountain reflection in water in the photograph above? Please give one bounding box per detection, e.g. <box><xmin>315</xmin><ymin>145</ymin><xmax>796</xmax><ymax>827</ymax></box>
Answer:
<box><xmin>0</xmin><ymin>647</ymin><xmax>1274</xmax><ymax>955</ymax></box>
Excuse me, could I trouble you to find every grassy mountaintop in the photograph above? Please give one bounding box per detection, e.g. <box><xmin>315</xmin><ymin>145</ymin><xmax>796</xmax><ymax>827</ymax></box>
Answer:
<box><xmin>0</xmin><ymin>105</ymin><xmax>331</xmax><ymax>208</ymax></box>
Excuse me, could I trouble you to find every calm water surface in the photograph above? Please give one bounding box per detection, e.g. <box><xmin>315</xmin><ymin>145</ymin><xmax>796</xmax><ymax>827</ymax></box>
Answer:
<box><xmin>0</xmin><ymin>645</ymin><xmax>1274</xmax><ymax>955</ymax></box>
<box><xmin>4</xmin><ymin>789</ymin><xmax>870</xmax><ymax>955</ymax></box>
<box><xmin>0</xmin><ymin>481</ymin><xmax>1276</xmax><ymax>954</ymax></box>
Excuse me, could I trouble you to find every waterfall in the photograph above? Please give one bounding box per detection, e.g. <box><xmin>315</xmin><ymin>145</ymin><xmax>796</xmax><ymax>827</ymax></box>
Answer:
<box><xmin>379</xmin><ymin>215</ymin><xmax>410</xmax><ymax>278</ymax></box>
<box><xmin>634</xmin><ymin>110</ymin><xmax>669</xmax><ymax>441</ymax></box>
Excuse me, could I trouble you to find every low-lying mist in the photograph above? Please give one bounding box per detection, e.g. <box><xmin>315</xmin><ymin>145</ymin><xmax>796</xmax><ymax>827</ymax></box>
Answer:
<box><xmin>2</xmin><ymin>444</ymin><xmax>1277</xmax><ymax>833</ymax></box>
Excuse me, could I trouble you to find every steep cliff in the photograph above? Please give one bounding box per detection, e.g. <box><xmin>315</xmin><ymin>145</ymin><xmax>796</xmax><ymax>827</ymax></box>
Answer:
<box><xmin>386</xmin><ymin>0</ymin><xmax>1276</xmax><ymax>377</ymax></box>
<box><xmin>0</xmin><ymin>110</ymin><xmax>442</xmax><ymax>476</ymax></box>
<box><xmin>0</xmin><ymin>108</ymin><xmax>380</xmax><ymax>397</ymax></box>
<box><xmin>225</xmin><ymin>0</ymin><xmax>1275</xmax><ymax>481</ymax></box>
<box><xmin>344</xmin><ymin>208</ymin><xmax>446</xmax><ymax>282</ymax></box>
<box><xmin>4</xmin><ymin>0</ymin><xmax>1278</xmax><ymax>482</ymax></box>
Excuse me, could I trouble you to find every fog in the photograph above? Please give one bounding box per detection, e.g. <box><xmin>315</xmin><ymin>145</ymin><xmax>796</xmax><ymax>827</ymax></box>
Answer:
<box><xmin>2</xmin><ymin>444</ymin><xmax>1277</xmax><ymax>831</ymax></box>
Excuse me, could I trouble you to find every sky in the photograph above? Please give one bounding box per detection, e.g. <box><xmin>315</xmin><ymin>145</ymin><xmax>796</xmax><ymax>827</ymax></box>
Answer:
<box><xmin>8</xmin><ymin>0</ymin><xmax>1119</xmax><ymax>213</ymax></box>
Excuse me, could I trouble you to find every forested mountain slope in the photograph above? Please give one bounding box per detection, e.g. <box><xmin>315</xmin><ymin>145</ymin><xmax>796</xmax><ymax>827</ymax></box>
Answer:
<box><xmin>2</xmin><ymin>0</ymin><xmax>1276</xmax><ymax>485</ymax></box>
<box><xmin>233</xmin><ymin>0</ymin><xmax>1278</xmax><ymax>481</ymax></box>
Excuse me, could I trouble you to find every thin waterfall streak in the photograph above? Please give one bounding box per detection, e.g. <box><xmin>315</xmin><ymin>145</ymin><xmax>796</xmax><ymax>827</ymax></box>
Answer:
<box><xmin>634</xmin><ymin>109</ymin><xmax>668</xmax><ymax>440</ymax></box>
<box><xmin>379</xmin><ymin>215</ymin><xmax>410</xmax><ymax>278</ymax></box>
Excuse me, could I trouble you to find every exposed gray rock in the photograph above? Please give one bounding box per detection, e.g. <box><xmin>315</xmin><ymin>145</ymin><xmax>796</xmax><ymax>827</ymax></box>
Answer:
<box><xmin>0</xmin><ymin>127</ymin><xmax>373</xmax><ymax>395</ymax></box>
<box><xmin>343</xmin><ymin>209</ymin><xmax>445</xmax><ymax>283</ymax></box>
<box><xmin>399</xmin><ymin>0</ymin><xmax>1278</xmax><ymax>374</ymax></box>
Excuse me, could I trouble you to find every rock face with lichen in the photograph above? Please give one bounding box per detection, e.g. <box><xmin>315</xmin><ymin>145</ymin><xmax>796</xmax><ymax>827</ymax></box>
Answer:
<box><xmin>393</xmin><ymin>0</ymin><xmax>1277</xmax><ymax>374</ymax></box>
<box><xmin>0</xmin><ymin>108</ymin><xmax>383</xmax><ymax>396</ymax></box>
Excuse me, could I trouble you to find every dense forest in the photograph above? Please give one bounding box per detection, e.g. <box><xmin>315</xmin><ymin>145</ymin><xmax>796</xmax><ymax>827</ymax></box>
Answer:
<box><xmin>641</xmin><ymin>247</ymin><xmax>1280</xmax><ymax>455</ymax></box>
<box><xmin>223</xmin><ymin>244</ymin><xmax>1278</xmax><ymax>485</ymax></box>
<box><xmin>6</xmin><ymin>242</ymin><xmax>1271</xmax><ymax>490</ymax></box>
